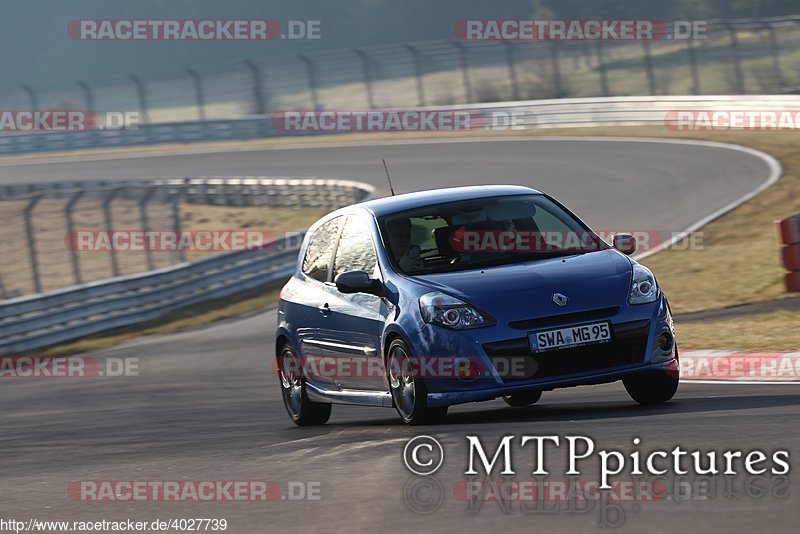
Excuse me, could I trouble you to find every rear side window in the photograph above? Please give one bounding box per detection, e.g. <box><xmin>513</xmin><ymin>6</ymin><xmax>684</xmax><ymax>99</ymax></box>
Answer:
<box><xmin>302</xmin><ymin>217</ymin><xmax>341</xmax><ymax>282</ymax></box>
<box><xmin>333</xmin><ymin>216</ymin><xmax>378</xmax><ymax>279</ymax></box>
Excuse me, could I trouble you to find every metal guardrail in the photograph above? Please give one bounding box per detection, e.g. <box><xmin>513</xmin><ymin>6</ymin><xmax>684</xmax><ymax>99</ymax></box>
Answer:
<box><xmin>2</xmin><ymin>94</ymin><xmax>800</xmax><ymax>155</ymax></box>
<box><xmin>0</xmin><ymin>178</ymin><xmax>375</xmax><ymax>353</ymax></box>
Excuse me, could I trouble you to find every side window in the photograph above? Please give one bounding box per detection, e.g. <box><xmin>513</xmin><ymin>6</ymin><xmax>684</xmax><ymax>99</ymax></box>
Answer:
<box><xmin>333</xmin><ymin>216</ymin><xmax>378</xmax><ymax>279</ymax></box>
<box><xmin>302</xmin><ymin>217</ymin><xmax>341</xmax><ymax>282</ymax></box>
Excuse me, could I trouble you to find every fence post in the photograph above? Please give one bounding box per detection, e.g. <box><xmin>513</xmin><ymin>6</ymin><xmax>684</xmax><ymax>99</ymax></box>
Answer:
<box><xmin>642</xmin><ymin>41</ymin><xmax>657</xmax><ymax>95</ymax></box>
<box><xmin>243</xmin><ymin>60</ymin><xmax>267</xmax><ymax>114</ymax></box>
<box><xmin>549</xmin><ymin>42</ymin><xmax>565</xmax><ymax>98</ymax></box>
<box><xmin>65</xmin><ymin>190</ymin><xmax>84</xmax><ymax>286</ymax></box>
<box><xmin>171</xmin><ymin>185</ymin><xmax>185</xmax><ymax>264</ymax></box>
<box><xmin>298</xmin><ymin>55</ymin><xmax>320</xmax><ymax>110</ymax></box>
<box><xmin>129</xmin><ymin>75</ymin><xmax>150</xmax><ymax>124</ymax></box>
<box><xmin>186</xmin><ymin>68</ymin><xmax>206</xmax><ymax>120</ymax></box>
<box><xmin>686</xmin><ymin>40</ymin><xmax>701</xmax><ymax>94</ymax></box>
<box><xmin>725</xmin><ymin>23</ymin><xmax>745</xmax><ymax>93</ymax></box>
<box><xmin>353</xmin><ymin>49</ymin><xmax>376</xmax><ymax>109</ymax></box>
<box><xmin>76</xmin><ymin>80</ymin><xmax>95</xmax><ymax>115</ymax></box>
<box><xmin>21</xmin><ymin>84</ymin><xmax>38</xmax><ymax>111</ymax></box>
<box><xmin>763</xmin><ymin>23</ymin><xmax>784</xmax><ymax>89</ymax></box>
<box><xmin>102</xmin><ymin>188</ymin><xmax>122</xmax><ymax>277</ymax></box>
<box><xmin>23</xmin><ymin>195</ymin><xmax>43</xmax><ymax>294</ymax></box>
<box><xmin>404</xmin><ymin>44</ymin><xmax>426</xmax><ymax>106</ymax></box>
<box><xmin>595</xmin><ymin>42</ymin><xmax>610</xmax><ymax>97</ymax></box>
<box><xmin>139</xmin><ymin>187</ymin><xmax>157</xmax><ymax>272</ymax></box>
<box><xmin>503</xmin><ymin>42</ymin><xmax>520</xmax><ymax>101</ymax></box>
<box><xmin>453</xmin><ymin>41</ymin><xmax>473</xmax><ymax>103</ymax></box>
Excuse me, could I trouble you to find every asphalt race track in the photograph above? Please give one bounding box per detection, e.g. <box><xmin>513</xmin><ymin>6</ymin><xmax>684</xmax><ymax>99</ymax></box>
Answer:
<box><xmin>1</xmin><ymin>138</ymin><xmax>798</xmax><ymax>533</ymax></box>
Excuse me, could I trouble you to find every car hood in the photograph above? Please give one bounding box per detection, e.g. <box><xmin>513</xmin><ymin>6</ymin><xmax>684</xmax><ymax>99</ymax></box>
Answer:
<box><xmin>411</xmin><ymin>249</ymin><xmax>633</xmax><ymax>323</ymax></box>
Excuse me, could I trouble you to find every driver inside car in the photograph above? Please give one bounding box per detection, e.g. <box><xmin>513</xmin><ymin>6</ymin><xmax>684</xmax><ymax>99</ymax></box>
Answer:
<box><xmin>386</xmin><ymin>217</ymin><xmax>424</xmax><ymax>271</ymax></box>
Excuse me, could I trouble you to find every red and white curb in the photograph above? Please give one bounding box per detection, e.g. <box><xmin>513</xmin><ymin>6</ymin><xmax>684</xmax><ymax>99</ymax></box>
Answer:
<box><xmin>681</xmin><ymin>350</ymin><xmax>800</xmax><ymax>384</ymax></box>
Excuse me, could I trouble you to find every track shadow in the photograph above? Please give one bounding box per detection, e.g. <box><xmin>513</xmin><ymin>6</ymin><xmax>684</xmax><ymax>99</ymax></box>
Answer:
<box><xmin>328</xmin><ymin>391</ymin><xmax>800</xmax><ymax>428</ymax></box>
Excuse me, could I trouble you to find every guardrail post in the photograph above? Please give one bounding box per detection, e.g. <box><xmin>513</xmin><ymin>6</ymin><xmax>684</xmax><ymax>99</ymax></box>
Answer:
<box><xmin>594</xmin><ymin>42</ymin><xmax>610</xmax><ymax>96</ymax></box>
<box><xmin>642</xmin><ymin>40</ymin><xmax>657</xmax><ymax>95</ymax></box>
<box><xmin>23</xmin><ymin>195</ymin><xmax>43</xmax><ymax>294</ymax></box>
<box><xmin>725</xmin><ymin>24</ymin><xmax>745</xmax><ymax>93</ymax></box>
<box><xmin>139</xmin><ymin>186</ymin><xmax>158</xmax><ymax>271</ymax></box>
<box><xmin>549</xmin><ymin>42</ymin><xmax>565</xmax><ymax>98</ymax></box>
<box><xmin>353</xmin><ymin>49</ymin><xmax>376</xmax><ymax>109</ymax></box>
<box><xmin>404</xmin><ymin>44</ymin><xmax>426</xmax><ymax>106</ymax></box>
<box><xmin>763</xmin><ymin>23</ymin><xmax>784</xmax><ymax>88</ymax></box>
<box><xmin>102</xmin><ymin>188</ymin><xmax>122</xmax><ymax>277</ymax></box>
<box><xmin>453</xmin><ymin>41</ymin><xmax>473</xmax><ymax>102</ymax></box>
<box><xmin>778</xmin><ymin>214</ymin><xmax>800</xmax><ymax>292</ymax></box>
<box><xmin>503</xmin><ymin>42</ymin><xmax>520</xmax><ymax>101</ymax></box>
<box><xmin>298</xmin><ymin>55</ymin><xmax>320</xmax><ymax>110</ymax></box>
<box><xmin>186</xmin><ymin>68</ymin><xmax>206</xmax><ymax>120</ymax></box>
<box><xmin>171</xmin><ymin>185</ymin><xmax>185</xmax><ymax>264</ymax></box>
<box><xmin>686</xmin><ymin>40</ymin><xmax>701</xmax><ymax>94</ymax></box>
<box><xmin>21</xmin><ymin>84</ymin><xmax>38</xmax><ymax>111</ymax></box>
<box><xmin>129</xmin><ymin>75</ymin><xmax>150</xmax><ymax>124</ymax></box>
<box><xmin>65</xmin><ymin>190</ymin><xmax>84</xmax><ymax>285</ymax></box>
<box><xmin>243</xmin><ymin>60</ymin><xmax>267</xmax><ymax>114</ymax></box>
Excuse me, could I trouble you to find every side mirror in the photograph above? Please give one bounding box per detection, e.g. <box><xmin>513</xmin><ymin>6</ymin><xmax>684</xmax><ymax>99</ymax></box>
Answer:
<box><xmin>334</xmin><ymin>270</ymin><xmax>384</xmax><ymax>296</ymax></box>
<box><xmin>612</xmin><ymin>233</ymin><xmax>637</xmax><ymax>255</ymax></box>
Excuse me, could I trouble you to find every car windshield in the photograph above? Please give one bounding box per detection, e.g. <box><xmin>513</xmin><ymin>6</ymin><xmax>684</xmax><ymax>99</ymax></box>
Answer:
<box><xmin>378</xmin><ymin>194</ymin><xmax>607</xmax><ymax>275</ymax></box>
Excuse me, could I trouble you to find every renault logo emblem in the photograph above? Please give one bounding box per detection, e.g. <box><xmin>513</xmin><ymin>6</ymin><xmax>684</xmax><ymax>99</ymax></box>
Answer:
<box><xmin>552</xmin><ymin>293</ymin><xmax>569</xmax><ymax>307</ymax></box>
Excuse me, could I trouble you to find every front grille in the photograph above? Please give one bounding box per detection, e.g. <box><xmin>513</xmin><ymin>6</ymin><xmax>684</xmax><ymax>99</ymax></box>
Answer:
<box><xmin>483</xmin><ymin>320</ymin><xmax>649</xmax><ymax>381</ymax></box>
<box><xmin>508</xmin><ymin>306</ymin><xmax>620</xmax><ymax>330</ymax></box>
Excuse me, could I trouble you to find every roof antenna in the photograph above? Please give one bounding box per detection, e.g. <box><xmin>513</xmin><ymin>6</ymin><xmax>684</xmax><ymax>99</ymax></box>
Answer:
<box><xmin>382</xmin><ymin>158</ymin><xmax>396</xmax><ymax>196</ymax></box>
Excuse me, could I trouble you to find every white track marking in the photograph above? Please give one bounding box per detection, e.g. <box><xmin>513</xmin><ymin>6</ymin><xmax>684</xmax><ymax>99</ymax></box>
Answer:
<box><xmin>682</xmin><ymin>379</ymin><xmax>800</xmax><ymax>385</ymax></box>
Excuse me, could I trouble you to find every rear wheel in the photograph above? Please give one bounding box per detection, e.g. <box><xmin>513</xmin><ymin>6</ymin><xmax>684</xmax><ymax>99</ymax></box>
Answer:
<box><xmin>278</xmin><ymin>344</ymin><xmax>331</xmax><ymax>426</ymax></box>
<box><xmin>503</xmin><ymin>390</ymin><xmax>542</xmax><ymax>407</ymax></box>
<box><xmin>387</xmin><ymin>339</ymin><xmax>448</xmax><ymax>425</ymax></box>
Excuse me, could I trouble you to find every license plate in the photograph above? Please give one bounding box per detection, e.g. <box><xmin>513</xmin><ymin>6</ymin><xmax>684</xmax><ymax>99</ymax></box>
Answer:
<box><xmin>529</xmin><ymin>321</ymin><xmax>612</xmax><ymax>353</ymax></box>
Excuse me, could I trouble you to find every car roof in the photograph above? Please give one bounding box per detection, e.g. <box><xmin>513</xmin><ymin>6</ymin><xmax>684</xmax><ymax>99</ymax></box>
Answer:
<box><xmin>354</xmin><ymin>185</ymin><xmax>543</xmax><ymax>217</ymax></box>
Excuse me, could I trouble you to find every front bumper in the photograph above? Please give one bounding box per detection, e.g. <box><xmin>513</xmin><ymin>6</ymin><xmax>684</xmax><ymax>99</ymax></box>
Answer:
<box><xmin>404</xmin><ymin>294</ymin><xmax>677</xmax><ymax>408</ymax></box>
<box><xmin>426</xmin><ymin>358</ymin><xmax>678</xmax><ymax>407</ymax></box>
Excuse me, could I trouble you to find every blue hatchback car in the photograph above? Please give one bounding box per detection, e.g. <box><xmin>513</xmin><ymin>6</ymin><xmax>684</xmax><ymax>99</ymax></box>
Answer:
<box><xmin>275</xmin><ymin>185</ymin><xmax>679</xmax><ymax>425</ymax></box>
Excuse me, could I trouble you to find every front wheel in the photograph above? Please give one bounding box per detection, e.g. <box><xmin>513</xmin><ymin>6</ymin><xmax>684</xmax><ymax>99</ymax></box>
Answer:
<box><xmin>623</xmin><ymin>367</ymin><xmax>679</xmax><ymax>405</ymax></box>
<box><xmin>387</xmin><ymin>339</ymin><xmax>448</xmax><ymax>425</ymax></box>
<box><xmin>503</xmin><ymin>390</ymin><xmax>542</xmax><ymax>407</ymax></box>
<box><xmin>278</xmin><ymin>344</ymin><xmax>331</xmax><ymax>426</ymax></box>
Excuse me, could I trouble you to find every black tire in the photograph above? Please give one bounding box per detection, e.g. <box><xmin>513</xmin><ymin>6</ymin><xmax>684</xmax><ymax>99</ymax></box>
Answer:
<box><xmin>278</xmin><ymin>344</ymin><xmax>331</xmax><ymax>426</ymax></box>
<box><xmin>503</xmin><ymin>390</ymin><xmax>542</xmax><ymax>407</ymax></box>
<box><xmin>623</xmin><ymin>366</ymin><xmax>679</xmax><ymax>405</ymax></box>
<box><xmin>387</xmin><ymin>339</ymin><xmax>448</xmax><ymax>425</ymax></box>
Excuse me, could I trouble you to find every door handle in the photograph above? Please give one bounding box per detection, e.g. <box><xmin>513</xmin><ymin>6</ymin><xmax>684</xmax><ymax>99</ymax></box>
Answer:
<box><xmin>318</xmin><ymin>303</ymin><xmax>331</xmax><ymax>316</ymax></box>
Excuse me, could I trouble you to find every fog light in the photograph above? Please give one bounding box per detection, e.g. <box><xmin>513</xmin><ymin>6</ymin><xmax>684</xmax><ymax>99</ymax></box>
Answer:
<box><xmin>657</xmin><ymin>332</ymin><xmax>673</xmax><ymax>351</ymax></box>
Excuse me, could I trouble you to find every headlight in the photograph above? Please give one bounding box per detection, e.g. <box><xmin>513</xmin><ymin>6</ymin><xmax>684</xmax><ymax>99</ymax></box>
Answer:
<box><xmin>628</xmin><ymin>263</ymin><xmax>659</xmax><ymax>305</ymax></box>
<box><xmin>419</xmin><ymin>291</ymin><xmax>494</xmax><ymax>329</ymax></box>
